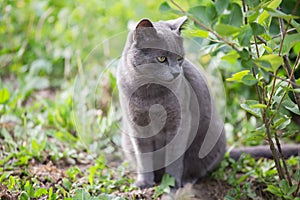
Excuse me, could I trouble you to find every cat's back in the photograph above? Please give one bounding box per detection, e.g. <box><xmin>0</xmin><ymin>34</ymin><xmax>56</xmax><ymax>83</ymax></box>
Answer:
<box><xmin>180</xmin><ymin>59</ymin><xmax>226</xmax><ymax>183</ymax></box>
<box><xmin>182</xmin><ymin>60</ymin><xmax>211</xmax><ymax>114</ymax></box>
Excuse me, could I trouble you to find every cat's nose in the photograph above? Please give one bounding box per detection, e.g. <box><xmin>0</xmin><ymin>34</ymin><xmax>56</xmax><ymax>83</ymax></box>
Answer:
<box><xmin>171</xmin><ymin>67</ymin><xmax>181</xmax><ymax>78</ymax></box>
<box><xmin>172</xmin><ymin>71</ymin><xmax>180</xmax><ymax>78</ymax></box>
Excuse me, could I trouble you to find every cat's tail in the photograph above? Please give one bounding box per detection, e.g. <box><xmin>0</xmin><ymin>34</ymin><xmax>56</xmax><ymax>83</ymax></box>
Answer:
<box><xmin>229</xmin><ymin>144</ymin><xmax>300</xmax><ymax>161</ymax></box>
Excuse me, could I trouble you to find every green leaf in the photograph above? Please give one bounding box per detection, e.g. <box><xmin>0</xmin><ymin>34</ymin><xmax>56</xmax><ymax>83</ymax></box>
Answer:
<box><xmin>224</xmin><ymin>195</ymin><xmax>236</xmax><ymax>200</ymax></box>
<box><xmin>222</xmin><ymin>51</ymin><xmax>240</xmax><ymax>64</ymax></box>
<box><xmin>189</xmin><ymin>6</ymin><xmax>206</xmax><ymax>24</ymax></box>
<box><xmin>226</xmin><ymin>70</ymin><xmax>250</xmax><ymax>82</ymax></box>
<box><xmin>184</xmin><ymin>29</ymin><xmax>209</xmax><ymax>38</ymax></box>
<box><xmin>256</xmin><ymin>60</ymin><xmax>272</xmax><ymax>71</ymax></box>
<box><xmin>274</xmin><ymin>95</ymin><xmax>300</xmax><ymax>115</ymax></box>
<box><xmin>73</xmin><ymin>189</ymin><xmax>91</xmax><ymax>199</ymax></box>
<box><xmin>215</xmin><ymin>0</ymin><xmax>229</xmax><ymax>14</ymax></box>
<box><xmin>250</xmin><ymin>22</ymin><xmax>265</xmax><ymax>36</ymax></box>
<box><xmin>8</xmin><ymin>176</ymin><xmax>15</xmax><ymax>189</ymax></box>
<box><xmin>189</xmin><ymin>4</ymin><xmax>217</xmax><ymax>26</ymax></box>
<box><xmin>159</xmin><ymin>2</ymin><xmax>171</xmax><ymax>12</ymax></box>
<box><xmin>265</xmin><ymin>8</ymin><xmax>299</xmax><ymax>21</ymax></box>
<box><xmin>214</xmin><ymin>23</ymin><xmax>240</xmax><ymax>36</ymax></box>
<box><xmin>263</xmin><ymin>45</ymin><xmax>273</xmax><ymax>53</ymax></box>
<box><xmin>291</xmin><ymin>19</ymin><xmax>300</xmax><ymax>33</ymax></box>
<box><xmin>245</xmin><ymin>131</ymin><xmax>266</xmax><ymax>142</ymax></box>
<box><xmin>247</xmin><ymin>10</ymin><xmax>260</xmax><ymax>23</ymax></box>
<box><xmin>220</xmin><ymin>3</ymin><xmax>243</xmax><ymax>27</ymax></box>
<box><xmin>190</xmin><ymin>0</ymin><xmax>212</xmax><ymax>6</ymax></box>
<box><xmin>239</xmin><ymin>49</ymin><xmax>251</xmax><ymax>61</ymax></box>
<box><xmin>265</xmin><ymin>168</ymin><xmax>278</xmax><ymax>177</ymax></box>
<box><xmin>240</xmin><ymin>100</ymin><xmax>262</xmax><ymax>118</ymax></box>
<box><xmin>0</xmin><ymin>88</ymin><xmax>10</xmax><ymax>104</ymax></box>
<box><xmin>296</xmin><ymin>78</ymin><xmax>300</xmax><ymax>86</ymax></box>
<box><xmin>245</xmin><ymin>0</ymin><xmax>260</xmax><ymax>7</ymax></box>
<box><xmin>241</xmin><ymin>74</ymin><xmax>257</xmax><ymax>86</ymax></box>
<box><xmin>291</xmin><ymin>88</ymin><xmax>300</xmax><ymax>93</ymax></box>
<box><xmin>63</xmin><ymin>178</ymin><xmax>72</xmax><ymax>190</ymax></box>
<box><xmin>161</xmin><ymin>173</ymin><xmax>175</xmax><ymax>187</ymax></box>
<box><xmin>256</xmin><ymin>54</ymin><xmax>283</xmax><ymax>72</ymax></box>
<box><xmin>282</xmin><ymin>34</ymin><xmax>300</xmax><ymax>55</ymax></box>
<box><xmin>279</xmin><ymin>180</ymin><xmax>289</xmax><ymax>194</ymax></box>
<box><xmin>24</xmin><ymin>180</ymin><xmax>34</xmax><ymax>197</ymax></box>
<box><xmin>272</xmin><ymin>118</ymin><xmax>291</xmax><ymax>130</ymax></box>
<box><xmin>238</xmin><ymin>25</ymin><xmax>252</xmax><ymax>46</ymax></box>
<box><xmin>267</xmin><ymin>0</ymin><xmax>282</xmax><ymax>9</ymax></box>
<box><xmin>294</xmin><ymin>42</ymin><xmax>300</xmax><ymax>55</ymax></box>
<box><xmin>34</xmin><ymin>188</ymin><xmax>48</xmax><ymax>198</ymax></box>
<box><xmin>258</xmin><ymin>0</ymin><xmax>282</xmax><ymax>24</ymax></box>
<box><xmin>266</xmin><ymin>185</ymin><xmax>283</xmax><ymax>197</ymax></box>
<box><xmin>237</xmin><ymin>172</ymin><xmax>251</xmax><ymax>184</ymax></box>
<box><xmin>66</xmin><ymin>166</ymin><xmax>82</xmax><ymax>181</ymax></box>
<box><xmin>287</xmin><ymin>185</ymin><xmax>298</xmax><ymax>195</ymax></box>
<box><xmin>153</xmin><ymin>174</ymin><xmax>175</xmax><ymax>198</ymax></box>
<box><xmin>20</xmin><ymin>191</ymin><xmax>30</xmax><ymax>200</ymax></box>
<box><xmin>249</xmin><ymin>103</ymin><xmax>267</xmax><ymax>109</ymax></box>
<box><xmin>284</xmin><ymin>103</ymin><xmax>300</xmax><ymax>115</ymax></box>
<box><xmin>31</xmin><ymin>139</ymin><xmax>42</xmax><ymax>156</ymax></box>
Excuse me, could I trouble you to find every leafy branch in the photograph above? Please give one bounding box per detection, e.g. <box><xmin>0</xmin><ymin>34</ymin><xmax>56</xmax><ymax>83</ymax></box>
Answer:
<box><xmin>170</xmin><ymin>0</ymin><xmax>240</xmax><ymax>52</ymax></box>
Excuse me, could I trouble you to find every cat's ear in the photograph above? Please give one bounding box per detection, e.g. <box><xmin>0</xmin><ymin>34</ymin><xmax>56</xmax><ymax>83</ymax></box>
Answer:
<box><xmin>136</xmin><ymin>19</ymin><xmax>154</xmax><ymax>29</ymax></box>
<box><xmin>134</xmin><ymin>19</ymin><xmax>157</xmax><ymax>41</ymax></box>
<box><xmin>166</xmin><ymin>16</ymin><xmax>188</xmax><ymax>35</ymax></box>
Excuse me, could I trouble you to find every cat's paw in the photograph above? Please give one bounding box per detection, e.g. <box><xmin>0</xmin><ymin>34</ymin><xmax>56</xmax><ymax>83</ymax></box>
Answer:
<box><xmin>134</xmin><ymin>180</ymin><xmax>155</xmax><ymax>189</ymax></box>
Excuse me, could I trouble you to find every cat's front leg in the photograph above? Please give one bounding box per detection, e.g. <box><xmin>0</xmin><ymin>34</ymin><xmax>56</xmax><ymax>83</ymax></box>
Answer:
<box><xmin>165</xmin><ymin>156</ymin><xmax>184</xmax><ymax>188</ymax></box>
<box><xmin>135</xmin><ymin>172</ymin><xmax>155</xmax><ymax>188</ymax></box>
<box><xmin>132</xmin><ymin>137</ymin><xmax>155</xmax><ymax>188</ymax></box>
<box><xmin>165</xmin><ymin>133</ymin><xmax>185</xmax><ymax>188</ymax></box>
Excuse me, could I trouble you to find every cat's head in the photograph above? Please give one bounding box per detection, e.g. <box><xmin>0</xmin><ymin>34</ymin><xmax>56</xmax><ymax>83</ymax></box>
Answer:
<box><xmin>127</xmin><ymin>17</ymin><xmax>188</xmax><ymax>82</ymax></box>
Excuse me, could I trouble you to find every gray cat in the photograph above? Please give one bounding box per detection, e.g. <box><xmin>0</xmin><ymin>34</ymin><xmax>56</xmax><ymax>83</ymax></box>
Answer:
<box><xmin>117</xmin><ymin>16</ymin><xmax>226</xmax><ymax>188</ymax></box>
<box><xmin>117</xmin><ymin>17</ymin><xmax>299</xmax><ymax>189</ymax></box>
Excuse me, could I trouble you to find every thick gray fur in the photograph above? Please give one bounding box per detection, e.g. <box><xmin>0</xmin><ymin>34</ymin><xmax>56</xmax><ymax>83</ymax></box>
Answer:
<box><xmin>117</xmin><ymin>17</ymin><xmax>226</xmax><ymax>188</ymax></box>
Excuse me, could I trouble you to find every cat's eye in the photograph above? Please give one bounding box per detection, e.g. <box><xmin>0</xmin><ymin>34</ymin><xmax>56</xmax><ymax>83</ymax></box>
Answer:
<box><xmin>157</xmin><ymin>56</ymin><xmax>166</xmax><ymax>63</ymax></box>
<box><xmin>178</xmin><ymin>56</ymin><xmax>183</xmax><ymax>61</ymax></box>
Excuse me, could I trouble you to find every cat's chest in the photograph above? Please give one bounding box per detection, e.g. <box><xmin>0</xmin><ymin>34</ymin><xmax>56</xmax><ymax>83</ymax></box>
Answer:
<box><xmin>129</xmin><ymin>83</ymin><xmax>179</xmax><ymax>109</ymax></box>
<box><xmin>127</xmin><ymin>83</ymin><xmax>181</xmax><ymax>127</ymax></box>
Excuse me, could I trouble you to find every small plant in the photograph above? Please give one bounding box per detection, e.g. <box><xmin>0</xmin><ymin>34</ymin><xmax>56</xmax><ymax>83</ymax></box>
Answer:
<box><xmin>153</xmin><ymin>174</ymin><xmax>175</xmax><ymax>199</ymax></box>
